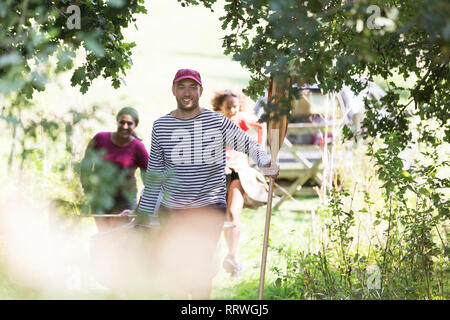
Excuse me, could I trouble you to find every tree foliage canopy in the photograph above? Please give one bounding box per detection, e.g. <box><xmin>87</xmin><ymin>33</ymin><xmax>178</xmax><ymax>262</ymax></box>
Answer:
<box><xmin>0</xmin><ymin>0</ymin><xmax>146</xmax><ymax>97</ymax></box>
<box><xmin>183</xmin><ymin>0</ymin><xmax>449</xmax><ymax>142</ymax></box>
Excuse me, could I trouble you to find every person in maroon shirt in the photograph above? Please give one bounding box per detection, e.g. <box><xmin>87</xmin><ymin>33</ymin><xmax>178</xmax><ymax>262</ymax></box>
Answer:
<box><xmin>81</xmin><ymin>107</ymin><xmax>149</xmax><ymax>232</ymax></box>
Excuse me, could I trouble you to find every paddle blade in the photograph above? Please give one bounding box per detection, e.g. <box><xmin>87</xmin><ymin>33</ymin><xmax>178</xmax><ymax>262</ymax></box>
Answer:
<box><xmin>267</xmin><ymin>116</ymin><xmax>288</xmax><ymax>160</ymax></box>
<box><xmin>266</xmin><ymin>76</ymin><xmax>290</xmax><ymax>160</ymax></box>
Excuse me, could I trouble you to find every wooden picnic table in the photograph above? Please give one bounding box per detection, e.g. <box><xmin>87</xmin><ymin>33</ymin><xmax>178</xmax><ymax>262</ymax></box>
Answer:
<box><xmin>273</xmin><ymin>122</ymin><xmax>329</xmax><ymax>209</ymax></box>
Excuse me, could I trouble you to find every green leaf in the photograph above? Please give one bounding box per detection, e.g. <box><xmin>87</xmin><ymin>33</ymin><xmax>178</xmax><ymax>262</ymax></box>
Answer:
<box><xmin>107</xmin><ymin>0</ymin><xmax>125</xmax><ymax>8</ymax></box>
<box><xmin>71</xmin><ymin>67</ymin><xmax>86</xmax><ymax>86</ymax></box>
<box><xmin>0</xmin><ymin>52</ymin><xmax>22</xmax><ymax>67</ymax></box>
<box><xmin>84</xmin><ymin>37</ymin><xmax>105</xmax><ymax>57</ymax></box>
<box><xmin>401</xmin><ymin>170</ymin><xmax>411</xmax><ymax>178</ymax></box>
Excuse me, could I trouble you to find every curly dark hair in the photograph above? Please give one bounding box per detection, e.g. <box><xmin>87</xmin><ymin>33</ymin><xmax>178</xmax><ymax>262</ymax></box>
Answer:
<box><xmin>211</xmin><ymin>89</ymin><xmax>247</xmax><ymax>112</ymax></box>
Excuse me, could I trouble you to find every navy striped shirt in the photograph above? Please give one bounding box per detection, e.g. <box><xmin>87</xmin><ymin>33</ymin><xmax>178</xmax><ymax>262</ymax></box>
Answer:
<box><xmin>138</xmin><ymin>109</ymin><xmax>270</xmax><ymax>216</ymax></box>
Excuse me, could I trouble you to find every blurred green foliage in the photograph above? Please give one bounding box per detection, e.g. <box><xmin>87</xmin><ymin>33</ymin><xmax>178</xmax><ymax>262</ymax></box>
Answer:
<box><xmin>77</xmin><ymin>148</ymin><xmax>130</xmax><ymax>214</ymax></box>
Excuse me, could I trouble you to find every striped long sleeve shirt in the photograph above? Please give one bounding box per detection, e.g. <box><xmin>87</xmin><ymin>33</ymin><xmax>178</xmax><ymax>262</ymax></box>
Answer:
<box><xmin>138</xmin><ymin>109</ymin><xmax>270</xmax><ymax>216</ymax></box>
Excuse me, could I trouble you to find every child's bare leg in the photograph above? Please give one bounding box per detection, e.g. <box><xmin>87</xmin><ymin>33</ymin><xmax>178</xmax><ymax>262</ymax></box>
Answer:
<box><xmin>224</xmin><ymin>179</ymin><xmax>245</xmax><ymax>260</ymax></box>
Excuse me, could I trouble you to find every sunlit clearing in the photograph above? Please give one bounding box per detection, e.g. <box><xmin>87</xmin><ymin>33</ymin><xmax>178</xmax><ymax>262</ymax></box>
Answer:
<box><xmin>0</xmin><ymin>178</ymin><xmax>163</xmax><ymax>299</ymax></box>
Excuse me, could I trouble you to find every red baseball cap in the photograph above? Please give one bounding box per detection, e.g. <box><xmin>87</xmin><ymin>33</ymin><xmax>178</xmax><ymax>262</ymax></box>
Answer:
<box><xmin>173</xmin><ymin>69</ymin><xmax>202</xmax><ymax>86</ymax></box>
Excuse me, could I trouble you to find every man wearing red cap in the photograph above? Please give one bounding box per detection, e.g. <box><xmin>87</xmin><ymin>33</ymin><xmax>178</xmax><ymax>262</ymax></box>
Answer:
<box><xmin>170</xmin><ymin>68</ymin><xmax>205</xmax><ymax>119</ymax></box>
<box><xmin>134</xmin><ymin>68</ymin><xmax>278</xmax><ymax>299</ymax></box>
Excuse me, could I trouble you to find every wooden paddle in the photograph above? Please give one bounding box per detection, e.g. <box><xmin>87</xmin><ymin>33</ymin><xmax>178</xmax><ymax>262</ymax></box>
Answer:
<box><xmin>258</xmin><ymin>76</ymin><xmax>290</xmax><ymax>300</ymax></box>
